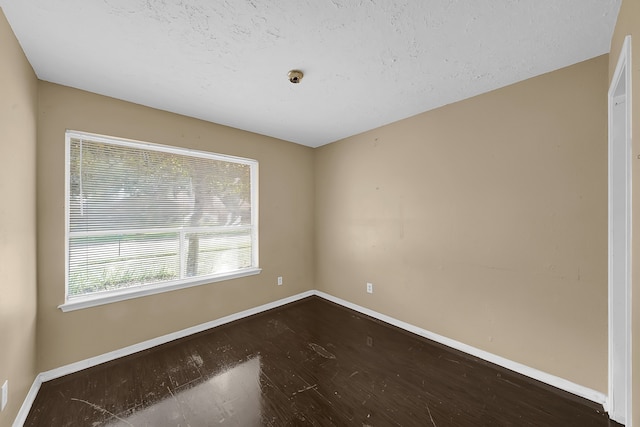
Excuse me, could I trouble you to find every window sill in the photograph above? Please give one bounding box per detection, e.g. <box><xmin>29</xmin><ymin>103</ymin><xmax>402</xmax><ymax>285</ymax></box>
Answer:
<box><xmin>58</xmin><ymin>268</ymin><xmax>262</xmax><ymax>312</ymax></box>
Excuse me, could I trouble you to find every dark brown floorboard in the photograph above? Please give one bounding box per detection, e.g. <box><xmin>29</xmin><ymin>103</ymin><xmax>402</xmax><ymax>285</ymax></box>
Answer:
<box><xmin>25</xmin><ymin>296</ymin><xmax>622</xmax><ymax>426</ymax></box>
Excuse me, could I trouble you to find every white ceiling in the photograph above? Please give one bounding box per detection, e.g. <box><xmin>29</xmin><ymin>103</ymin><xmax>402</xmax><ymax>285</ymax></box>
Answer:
<box><xmin>1</xmin><ymin>0</ymin><xmax>621</xmax><ymax>147</ymax></box>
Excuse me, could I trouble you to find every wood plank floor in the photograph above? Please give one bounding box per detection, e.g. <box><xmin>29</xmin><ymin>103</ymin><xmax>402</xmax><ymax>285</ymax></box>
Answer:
<box><xmin>25</xmin><ymin>296</ymin><xmax>622</xmax><ymax>426</ymax></box>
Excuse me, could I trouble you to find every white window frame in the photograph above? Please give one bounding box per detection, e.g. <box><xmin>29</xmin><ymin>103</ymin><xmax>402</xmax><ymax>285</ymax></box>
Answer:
<box><xmin>60</xmin><ymin>130</ymin><xmax>260</xmax><ymax>312</ymax></box>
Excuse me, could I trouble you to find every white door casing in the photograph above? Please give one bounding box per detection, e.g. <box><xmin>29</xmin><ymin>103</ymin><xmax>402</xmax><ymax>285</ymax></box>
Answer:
<box><xmin>608</xmin><ymin>34</ymin><xmax>632</xmax><ymax>426</ymax></box>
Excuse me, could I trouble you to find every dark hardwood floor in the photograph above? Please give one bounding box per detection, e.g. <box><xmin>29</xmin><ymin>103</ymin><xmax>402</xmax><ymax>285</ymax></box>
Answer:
<box><xmin>25</xmin><ymin>296</ymin><xmax>622</xmax><ymax>426</ymax></box>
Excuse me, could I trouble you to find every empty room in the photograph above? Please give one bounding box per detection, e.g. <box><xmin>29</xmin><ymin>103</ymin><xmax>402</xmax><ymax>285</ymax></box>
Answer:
<box><xmin>1</xmin><ymin>0</ymin><xmax>639</xmax><ymax>426</ymax></box>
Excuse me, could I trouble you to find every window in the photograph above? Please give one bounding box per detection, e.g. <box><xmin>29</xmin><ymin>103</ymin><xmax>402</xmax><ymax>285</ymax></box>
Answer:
<box><xmin>61</xmin><ymin>131</ymin><xmax>259</xmax><ymax>311</ymax></box>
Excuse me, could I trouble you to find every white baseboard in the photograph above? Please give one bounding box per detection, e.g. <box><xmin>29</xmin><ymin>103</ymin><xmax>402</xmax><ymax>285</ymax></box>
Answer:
<box><xmin>315</xmin><ymin>290</ymin><xmax>608</xmax><ymax>408</ymax></box>
<box><xmin>13</xmin><ymin>374</ymin><xmax>43</xmax><ymax>427</ymax></box>
<box><xmin>39</xmin><ymin>291</ymin><xmax>315</xmax><ymax>383</ymax></box>
<box><xmin>14</xmin><ymin>289</ymin><xmax>608</xmax><ymax>425</ymax></box>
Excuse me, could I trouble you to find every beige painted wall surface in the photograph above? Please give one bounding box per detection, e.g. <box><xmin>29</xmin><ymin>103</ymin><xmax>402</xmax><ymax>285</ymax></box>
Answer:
<box><xmin>0</xmin><ymin>8</ymin><xmax>38</xmax><ymax>427</ymax></box>
<box><xmin>37</xmin><ymin>82</ymin><xmax>315</xmax><ymax>371</ymax></box>
<box><xmin>609</xmin><ymin>0</ymin><xmax>640</xmax><ymax>424</ymax></box>
<box><xmin>315</xmin><ymin>55</ymin><xmax>608</xmax><ymax>392</ymax></box>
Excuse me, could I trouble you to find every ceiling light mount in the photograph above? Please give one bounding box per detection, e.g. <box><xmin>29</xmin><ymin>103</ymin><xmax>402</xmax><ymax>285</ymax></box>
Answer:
<box><xmin>288</xmin><ymin>70</ymin><xmax>304</xmax><ymax>84</ymax></box>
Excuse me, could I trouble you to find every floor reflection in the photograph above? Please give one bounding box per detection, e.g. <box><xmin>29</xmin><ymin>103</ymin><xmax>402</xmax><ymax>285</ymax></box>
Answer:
<box><xmin>106</xmin><ymin>356</ymin><xmax>262</xmax><ymax>426</ymax></box>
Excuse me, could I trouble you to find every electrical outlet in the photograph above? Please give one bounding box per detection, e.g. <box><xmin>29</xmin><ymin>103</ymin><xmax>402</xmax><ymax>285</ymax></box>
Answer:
<box><xmin>1</xmin><ymin>380</ymin><xmax>7</xmax><ymax>411</ymax></box>
<box><xmin>277</xmin><ymin>276</ymin><xmax>283</xmax><ymax>286</ymax></box>
<box><xmin>366</xmin><ymin>282</ymin><xmax>373</xmax><ymax>294</ymax></box>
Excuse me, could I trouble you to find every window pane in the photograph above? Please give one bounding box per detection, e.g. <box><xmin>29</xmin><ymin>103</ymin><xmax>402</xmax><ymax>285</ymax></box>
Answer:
<box><xmin>185</xmin><ymin>230</ymin><xmax>253</xmax><ymax>277</ymax></box>
<box><xmin>69</xmin><ymin>139</ymin><xmax>252</xmax><ymax>232</ymax></box>
<box><xmin>66</xmin><ymin>131</ymin><xmax>258</xmax><ymax>301</ymax></box>
<box><xmin>68</xmin><ymin>232</ymin><xmax>180</xmax><ymax>297</ymax></box>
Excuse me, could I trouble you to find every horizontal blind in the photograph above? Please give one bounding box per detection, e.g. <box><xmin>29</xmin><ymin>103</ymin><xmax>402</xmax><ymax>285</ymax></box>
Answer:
<box><xmin>67</xmin><ymin>132</ymin><xmax>257</xmax><ymax>299</ymax></box>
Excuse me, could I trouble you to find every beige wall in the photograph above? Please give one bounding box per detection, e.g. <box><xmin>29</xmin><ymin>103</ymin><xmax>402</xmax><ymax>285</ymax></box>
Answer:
<box><xmin>609</xmin><ymin>0</ymin><xmax>640</xmax><ymax>424</ymax></box>
<box><xmin>315</xmin><ymin>55</ymin><xmax>609</xmax><ymax>392</ymax></box>
<box><xmin>0</xmin><ymin>8</ymin><xmax>38</xmax><ymax>427</ymax></box>
<box><xmin>36</xmin><ymin>82</ymin><xmax>315</xmax><ymax>371</ymax></box>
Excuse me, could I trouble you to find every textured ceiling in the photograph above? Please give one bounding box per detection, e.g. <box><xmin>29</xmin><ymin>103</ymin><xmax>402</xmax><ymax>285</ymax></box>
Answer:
<box><xmin>0</xmin><ymin>0</ymin><xmax>621</xmax><ymax>147</ymax></box>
